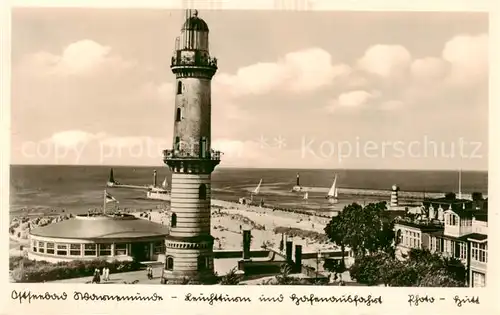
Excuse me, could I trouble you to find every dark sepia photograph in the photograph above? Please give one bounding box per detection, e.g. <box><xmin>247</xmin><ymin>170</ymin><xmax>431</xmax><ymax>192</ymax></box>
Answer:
<box><xmin>8</xmin><ymin>7</ymin><xmax>488</xmax><ymax>287</ymax></box>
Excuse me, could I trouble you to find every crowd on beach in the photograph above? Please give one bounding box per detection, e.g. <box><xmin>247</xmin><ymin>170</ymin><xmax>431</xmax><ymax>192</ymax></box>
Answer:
<box><xmin>9</xmin><ymin>197</ymin><xmax>335</xmax><ymax>257</ymax></box>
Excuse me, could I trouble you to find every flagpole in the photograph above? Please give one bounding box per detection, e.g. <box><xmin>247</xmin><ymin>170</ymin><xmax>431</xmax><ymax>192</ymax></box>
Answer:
<box><xmin>103</xmin><ymin>189</ymin><xmax>106</xmax><ymax>215</ymax></box>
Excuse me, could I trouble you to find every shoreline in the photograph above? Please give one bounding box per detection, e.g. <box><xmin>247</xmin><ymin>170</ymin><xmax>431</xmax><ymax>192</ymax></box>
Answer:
<box><xmin>9</xmin><ymin>198</ymin><xmax>337</xmax><ymax>257</ymax></box>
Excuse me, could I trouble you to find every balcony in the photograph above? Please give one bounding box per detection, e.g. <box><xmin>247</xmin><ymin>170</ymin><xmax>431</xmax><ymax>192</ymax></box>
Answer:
<box><xmin>163</xmin><ymin>149</ymin><xmax>222</xmax><ymax>161</ymax></box>
<box><xmin>171</xmin><ymin>54</ymin><xmax>217</xmax><ymax>68</ymax></box>
<box><xmin>394</xmin><ymin>217</ymin><xmax>444</xmax><ymax>230</ymax></box>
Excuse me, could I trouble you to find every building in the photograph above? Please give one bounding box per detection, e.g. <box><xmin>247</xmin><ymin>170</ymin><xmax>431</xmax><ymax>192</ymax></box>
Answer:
<box><xmin>28</xmin><ymin>213</ymin><xmax>169</xmax><ymax>263</ymax></box>
<box><xmin>161</xmin><ymin>9</ymin><xmax>221</xmax><ymax>284</ymax></box>
<box><xmin>394</xmin><ymin>198</ymin><xmax>488</xmax><ymax>287</ymax></box>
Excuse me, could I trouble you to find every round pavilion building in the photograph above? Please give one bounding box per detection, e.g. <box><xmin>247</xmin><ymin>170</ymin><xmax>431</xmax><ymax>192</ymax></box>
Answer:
<box><xmin>28</xmin><ymin>213</ymin><xmax>169</xmax><ymax>263</ymax></box>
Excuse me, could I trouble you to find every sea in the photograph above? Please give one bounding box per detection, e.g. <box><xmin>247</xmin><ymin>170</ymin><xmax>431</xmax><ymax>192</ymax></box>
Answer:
<box><xmin>9</xmin><ymin>165</ymin><xmax>488</xmax><ymax>216</ymax></box>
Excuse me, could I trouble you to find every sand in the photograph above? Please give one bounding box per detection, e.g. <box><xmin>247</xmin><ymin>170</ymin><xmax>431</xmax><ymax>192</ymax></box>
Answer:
<box><xmin>9</xmin><ymin>198</ymin><xmax>337</xmax><ymax>259</ymax></box>
<box><xmin>132</xmin><ymin>199</ymin><xmax>336</xmax><ymax>254</ymax></box>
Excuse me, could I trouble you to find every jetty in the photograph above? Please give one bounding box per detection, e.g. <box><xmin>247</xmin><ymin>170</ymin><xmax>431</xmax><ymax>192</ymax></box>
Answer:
<box><xmin>106</xmin><ymin>168</ymin><xmax>151</xmax><ymax>190</ymax></box>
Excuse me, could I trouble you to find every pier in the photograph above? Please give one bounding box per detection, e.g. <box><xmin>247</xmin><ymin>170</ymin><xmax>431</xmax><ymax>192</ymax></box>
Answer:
<box><xmin>292</xmin><ymin>186</ymin><xmax>481</xmax><ymax>200</ymax></box>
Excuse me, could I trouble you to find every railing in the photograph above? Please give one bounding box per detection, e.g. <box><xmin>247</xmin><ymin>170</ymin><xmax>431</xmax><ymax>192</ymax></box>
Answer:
<box><xmin>394</xmin><ymin>217</ymin><xmax>444</xmax><ymax>228</ymax></box>
<box><xmin>163</xmin><ymin>149</ymin><xmax>222</xmax><ymax>160</ymax></box>
<box><xmin>171</xmin><ymin>54</ymin><xmax>217</xmax><ymax>68</ymax></box>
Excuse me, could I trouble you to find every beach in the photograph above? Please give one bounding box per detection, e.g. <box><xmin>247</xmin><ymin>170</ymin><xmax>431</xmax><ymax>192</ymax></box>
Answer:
<box><xmin>9</xmin><ymin>198</ymin><xmax>337</xmax><ymax>262</ymax></box>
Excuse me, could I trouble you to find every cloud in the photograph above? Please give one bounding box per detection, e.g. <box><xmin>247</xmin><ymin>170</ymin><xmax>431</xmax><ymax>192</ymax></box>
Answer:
<box><xmin>326</xmin><ymin>90</ymin><xmax>380</xmax><ymax>113</ymax></box>
<box><xmin>357</xmin><ymin>44</ymin><xmax>411</xmax><ymax>77</ymax></box>
<box><xmin>213</xmin><ymin>47</ymin><xmax>351</xmax><ymax>96</ymax></box>
<box><xmin>442</xmin><ymin>34</ymin><xmax>488</xmax><ymax>86</ymax></box>
<box><xmin>410</xmin><ymin>57</ymin><xmax>447</xmax><ymax>80</ymax></box>
<box><xmin>50</xmin><ymin>130</ymin><xmax>104</xmax><ymax>148</ymax></box>
<box><xmin>379</xmin><ymin>100</ymin><xmax>404</xmax><ymax>111</ymax></box>
<box><xmin>18</xmin><ymin>40</ymin><xmax>135</xmax><ymax>77</ymax></box>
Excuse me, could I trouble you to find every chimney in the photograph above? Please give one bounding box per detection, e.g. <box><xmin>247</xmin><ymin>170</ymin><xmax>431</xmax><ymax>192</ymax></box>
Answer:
<box><xmin>153</xmin><ymin>170</ymin><xmax>157</xmax><ymax>187</ymax></box>
<box><xmin>242</xmin><ymin>230</ymin><xmax>251</xmax><ymax>260</ymax></box>
<box><xmin>286</xmin><ymin>241</ymin><xmax>293</xmax><ymax>263</ymax></box>
<box><xmin>294</xmin><ymin>245</ymin><xmax>302</xmax><ymax>272</ymax></box>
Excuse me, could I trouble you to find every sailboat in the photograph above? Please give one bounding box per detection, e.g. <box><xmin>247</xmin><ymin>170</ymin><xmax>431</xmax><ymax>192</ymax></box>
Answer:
<box><xmin>250</xmin><ymin>179</ymin><xmax>263</xmax><ymax>203</ymax></box>
<box><xmin>303</xmin><ymin>192</ymin><xmax>309</xmax><ymax>200</ymax></box>
<box><xmin>147</xmin><ymin>176</ymin><xmax>170</xmax><ymax>201</ymax></box>
<box><xmin>326</xmin><ymin>174</ymin><xmax>339</xmax><ymax>203</ymax></box>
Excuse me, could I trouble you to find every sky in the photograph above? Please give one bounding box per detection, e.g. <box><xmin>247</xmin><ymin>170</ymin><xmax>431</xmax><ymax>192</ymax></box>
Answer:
<box><xmin>10</xmin><ymin>8</ymin><xmax>489</xmax><ymax>170</ymax></box>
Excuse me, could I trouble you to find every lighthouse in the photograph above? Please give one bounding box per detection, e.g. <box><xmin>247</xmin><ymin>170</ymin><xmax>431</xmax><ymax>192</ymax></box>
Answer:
<box><xmin>162</xmin><ymin>9</ymin><xmax>221</xmax><ymax>284</ymax></box>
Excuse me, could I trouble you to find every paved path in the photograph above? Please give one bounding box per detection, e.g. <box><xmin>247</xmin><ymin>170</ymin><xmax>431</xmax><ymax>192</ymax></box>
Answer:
<box><xmin>49</xmin><ymin>266</ymin><xmax>164</xmax><ymax>284</ymax></box>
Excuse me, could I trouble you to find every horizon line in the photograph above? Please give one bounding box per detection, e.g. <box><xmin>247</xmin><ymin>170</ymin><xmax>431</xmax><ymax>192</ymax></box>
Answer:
<box><xmin>9</xmin><ymin>163</ymin><xmax>489</xmax><ymax>173</ymax></box>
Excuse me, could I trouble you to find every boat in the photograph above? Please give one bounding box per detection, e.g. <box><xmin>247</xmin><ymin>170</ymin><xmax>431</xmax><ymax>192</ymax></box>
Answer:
<box><xmin>146</xmin><ymin>176</ymin><xmax>170</xmax><ymax>201</ymax></box>
<box><xmin>303</xmin><ymin>192</ymin><xmax>309</xmax><ymax>202</ymax></box>
<box><xmin>326</xmin><ymin>174</ymin><xmax>339</xmax><ymax>203</ymax></box>
<box><xmin>249</xmin><ymin>179</ymin><xmax>263</xmax><ymax>204</ymax></box>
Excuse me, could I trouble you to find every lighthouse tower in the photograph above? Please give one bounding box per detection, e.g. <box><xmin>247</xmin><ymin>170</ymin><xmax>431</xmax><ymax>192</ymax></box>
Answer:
<box><xmin>162</xmin><ymin>9</ymin><xmax>221</xmax><ymax>284</ymax></box>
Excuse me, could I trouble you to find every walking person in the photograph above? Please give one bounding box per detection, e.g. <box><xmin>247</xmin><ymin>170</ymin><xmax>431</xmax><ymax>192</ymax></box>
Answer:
<box><xmin>148</xmin><ymin>266</ymin><xmax>154</xmax><ymax>280</ymax></box>
<box><xmin>92</xmin><ymin>268</ymin><xmax>101</xmax><ymax>284</ymax></box>
<box><xmin>103</xmin><ymin>267</ymin><xmax>109</xmax><ymax>281</ymax></box>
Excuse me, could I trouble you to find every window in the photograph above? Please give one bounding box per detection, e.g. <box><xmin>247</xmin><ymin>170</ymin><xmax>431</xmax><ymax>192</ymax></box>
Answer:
<box><xmin>114</xmin><ymin>243</ymin><xmax>127</xmax><ymax>256</ymax></box>
<box><xmin>166</xmin><ymin>256</ymin><xmax>174</xmax><ymax>271</ymax></box>
<box><xmin>177</xmin><ymin>81</ymin><xmax>182</xmax><ymax>94</ymax></box>
<box><xmin>171</xmin><ymin>213</ymin><xmax>177</xmax><ymax>228</ymax></box>
<box><xmin>69</xmin><ymin>244</ymin><xmax>81</xmax><ymax>256</ymax></box>
<box><xmin>84</xmin><ymin>244</ymin><xmax>97</xmax><ymax>256</ymax></box>
<box><xmin>175</xmin><ymin>108</ymin><xmax>182</xmax><ymax>121</ymax></box>
<box><xmin>154</xmin><ymin>241</ymin><xmax>164</xmax><ymax>254</ymax></box>
<box><xmin>32</xmin><ymin>240</ymin><xmax>37</xmax><ymax>252</ymax></box>
<box><xmin>46</xmin><ymin>242</ymin><xmax>55</xmax><ymax>254</ymax></box>
<box><xmin>454</xmin><ymin>242</ymin><xmax>466</xmax><ymax>260</ymax></box>
<box><xmin>473</xmin><ymin>272</ymin><xmax>486</xmax><ymax>288</ymax></box>
<box><xmin>175</xmin><ymin>137</ymin><xmax>180</xmax><ymax>150</ymax></box>
<box><xmin>198</xmin><ymin>184</ymin><xmax>207</xmax><ymax>200</ymax></box>
<box><xmin>395</xmin><ymin>230</ymin><xmax>402</xmax><ymax>245</ymax></box>
<box><xmin>448</xmin><ymin>214</ymin><xmax>458</xmax><ymax>226</ymax></box>
<box><xmin>471</xmin><ymin>242</ymin><xmax>487</xmax><ymax>263</ymax></box>
<box><xmin>198</xmin><ymin>256</ymin><xmax>209</xmax><ymax>270</ymax></box>
<box><xmin>99</xmin><ymin>244</ymin><xmax>112</xmax><ymax>256</ymax></box>
<box><xmin>56</xmin><ymin>244</ymin><xmax>68</xmax><ymax>256</ymax></box>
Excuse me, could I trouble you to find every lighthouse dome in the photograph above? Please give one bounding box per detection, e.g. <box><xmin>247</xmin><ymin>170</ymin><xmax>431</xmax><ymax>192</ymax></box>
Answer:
<box><xmin>182</xmin><ymin>10</ymin><xmax>209</xmax><ymax>32</ymax></box>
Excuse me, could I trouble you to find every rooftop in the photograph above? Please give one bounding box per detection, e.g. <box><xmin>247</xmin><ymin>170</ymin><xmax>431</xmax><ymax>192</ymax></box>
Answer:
<box><xmin>30</xmin><ymin>213</ymin><xmax>170</xmax><ymax>240</ymax></box>
<box><xmin>182</xmin><ymin>11</ymin><xmax>209</xmax><ymax>32</ymax></box>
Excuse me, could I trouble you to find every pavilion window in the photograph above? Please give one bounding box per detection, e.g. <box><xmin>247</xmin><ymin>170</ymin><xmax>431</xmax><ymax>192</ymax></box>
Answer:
<box><xmin>154</xmin><ymin>241</ymin><xmax>165</xmax><ymax>255</ymax></box>
<box><xmin>31</xmin><ymin>240</ymin><xmax>37</xmax><ymax>252</ymax></box>
<box><xmin>198</xmin><ymin>183</ymin><xmax>207</xmax><ymax>200</ymax></box>
<box><xmin>45</xmin><ymin>242</ymin><xmax>54</xmax><ymax>254</ymax></box>
<box><xmin>166</xmin><ymin>256</ymin><xmax>174</xmax><ymax>271</ymax></box>
<box><xmin>98</xmin><ymin>244</ymin><xmax>112</xmax><ymax>256</ymax></box>
<box><xmin>69</xmin><ymin>244</ymin><xmax>82</xmax><ymax>256</ymax></box>
<box><xmin>114</xmin><ymin>243</ymin><xmax>127</xmax><ymax>256</ymax></box>
<box><xmin>56</xmin><ymin>244</ymin><xmax>68</xmax><ymax>256</ymax></box>
<box><xmin>84</xmin><ymin>244</ymin><xmax>97</xmax><ymax>256</ymax></box>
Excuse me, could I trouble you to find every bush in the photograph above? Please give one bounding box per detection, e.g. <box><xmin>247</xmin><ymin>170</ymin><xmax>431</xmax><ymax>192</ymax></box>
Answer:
<box><xmin>11</xmin><ymin>258</ymin><xmax>144</xmax><ymax>283</ymax></box>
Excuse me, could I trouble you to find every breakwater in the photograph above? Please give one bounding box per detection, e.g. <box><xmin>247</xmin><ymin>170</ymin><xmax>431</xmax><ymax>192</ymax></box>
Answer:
<box><xmin>297</xmin><ymin>186</ymin><xmax>483</xmax><ymax>200</ymax></box>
